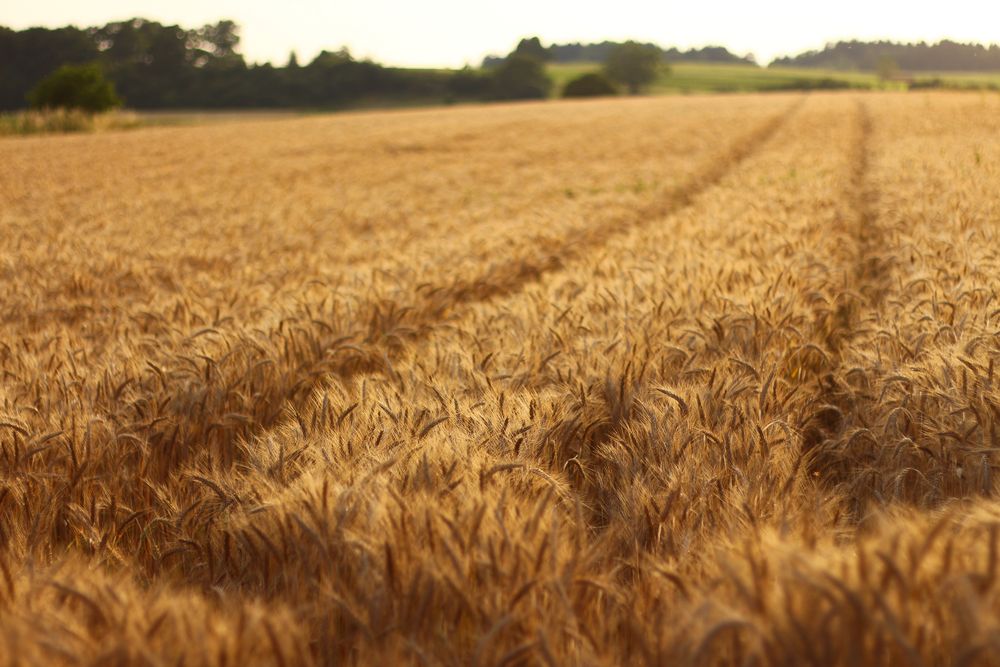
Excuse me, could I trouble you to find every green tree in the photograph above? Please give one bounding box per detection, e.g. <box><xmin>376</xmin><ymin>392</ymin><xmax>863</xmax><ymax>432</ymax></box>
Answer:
<box><xmin>562</xmin><ymin>72</ymin><xmax>618</xmax><ymax>97</ymax></box>
<box><xmin>604</xmin><ymin>41</ymin><xmax>663</xmax><ymax>94</ymax></box>
<box><xmin>491</xmin><ymin>55</ymin><xmax>552</xmax><ymax>100</ymax></box>
<box><xmin>513</xmin><ymin>37</ymin><xmax>550</xmax><ymax>61</ymax></box>
<box><xmin>190</xmin><ymin>20</ymin><xmax>243</xmax><ymax>69</ymax></box>
<box><xmin>28</xmin><ymin>63</ymin><xmax>122</xmax><ymax>111</ymax></box>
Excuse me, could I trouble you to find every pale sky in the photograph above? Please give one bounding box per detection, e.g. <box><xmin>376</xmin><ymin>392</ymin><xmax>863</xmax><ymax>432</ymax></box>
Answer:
<box><xmin>3</xmin><ymin>1</ymin><xmax>1000</xmax><ymax>68</ymax></box>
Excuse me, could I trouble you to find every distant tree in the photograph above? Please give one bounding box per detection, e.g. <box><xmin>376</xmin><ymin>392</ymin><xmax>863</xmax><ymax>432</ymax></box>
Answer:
<box><xmin>194</xmin><ymin>21</ymin><xmax>240</xmax><ymax>59</ymax></box>
<box><xmin>93</xmin><ymin>19</ymin><xmax>189</xmax><ymax>70</ymax></box>
<box><xmin>190</xmin><ymin>20</ymin><xmax>243</xmax><ymax>69</ymax></box>
<box><xmin>287</xmin><ymin>51</ymin><xmax>299</xmax><ymax>68</ymax></box>
<box><xmin>491</xmin><ymin>54</ymin><xmax>552</xmax><ymax>99</ymax></box>
<box><xmin>92</xmin><ymin>19</ymin><xmax>198</xmax><ymax>107</ymax></box>
<box><xmin>513</xmin><ymin>37</ymin><xmax>550</xmax><ymax>61</ymax></box>
<box><xmin>481</xmin><ymin>37</ymin><xmax>550</xmax><ymax>69</ymax></box>
<box><xmin>604</xmin><ymin>41</ymin><xmax>663</xmax><ymax>94</ymax></box>
<box><xmin>771</xmin><ymin>39</ymin><xmax>1000</xmax><ymax>72</ymax></box>
<box><xmin>28</xmin><ymin>63</ymin><xmax>122</xmax><ymax>111</ymax></box>
<box><xmin>481</xmin><ymin>54</ymin><xmax>505</xmax><ymax>69</ymax></box>
<box><xmin>310</xmin><ymin>47</ymin><xmax>353</xmax><ymax>67</ymax></box>
<box><xmin>562</xmin><ymin>72</ymin><xmax>618</xmax><ymax>97</ymax></box>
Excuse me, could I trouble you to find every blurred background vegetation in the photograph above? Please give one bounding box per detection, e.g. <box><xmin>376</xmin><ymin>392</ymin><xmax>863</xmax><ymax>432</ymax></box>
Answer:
<box><xmin>4</xmin><ymin>17</ymin><xmax>1000</xmax><ymax>133</ymax></box>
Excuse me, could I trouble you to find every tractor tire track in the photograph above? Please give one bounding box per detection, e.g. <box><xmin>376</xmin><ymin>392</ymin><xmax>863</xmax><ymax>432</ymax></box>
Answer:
<box><xmin>846</xmin><ymin>100</ymin><xmax>891</xmax><ymax>312</ymax></box>
<box><xmin>798</xmin><ymin>99</ymin><xmax>896</xmax><ymax>506</ymax></box>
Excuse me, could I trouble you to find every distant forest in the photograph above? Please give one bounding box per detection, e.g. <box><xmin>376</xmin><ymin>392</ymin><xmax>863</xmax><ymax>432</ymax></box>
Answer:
<box><xmin>0</xmin><ymin>19</ymin><xmax>497</xmax><ymax>110</ymax></box>
<box><xmin>481</xmin><ymin>42</ymin><xmax>754</xmax><ymax>68</ymax></box>
<box><xmin>2</xmin><ymin>20</ymin><xmax>758</xmax><ymax>110</ymax></box>
<box><xmin>773</xmin><ymin>40</ymin><xmax>1000</xmax><ymax>71</ymax></box>
<box><xmin>6</xmin><ymin>19</ymin><xmax>1000</xmax><ymax>110</ymax></box>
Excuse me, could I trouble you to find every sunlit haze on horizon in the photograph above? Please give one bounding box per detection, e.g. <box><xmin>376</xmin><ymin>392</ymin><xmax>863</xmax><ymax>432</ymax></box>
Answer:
<box><xmin>4</xmin><ymin>0</ymin><xmax>1000</xmax><ymax>67</ymax></box>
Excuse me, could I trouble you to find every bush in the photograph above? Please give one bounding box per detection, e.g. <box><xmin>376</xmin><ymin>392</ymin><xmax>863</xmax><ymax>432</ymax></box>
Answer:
<box><xmin>562</xmin><ymin>72</ymin><xmax>618</xmax><ymax>98</ymax></box>
<box><xmin>491</xmin><ymin>55</ymin><xmax>552</xmax><ymax>100</ymax></box>
<box><xmin>28</xmin><ymin>64</ymin><xmax>122</xmax><ymax>112</ymax></box>
<box><xmin>448</xmin><ymin>67</ymin><xmax>494</xmax><ymax>98</ymax></box>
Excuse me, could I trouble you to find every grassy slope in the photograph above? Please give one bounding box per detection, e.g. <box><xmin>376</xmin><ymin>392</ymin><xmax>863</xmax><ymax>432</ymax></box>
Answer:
<box><xmin>548</xmin><ymin>61</ymin><xmax>884</xmax><ymax>94</ymax></box>
<box><xmin>548</xmin><ymin>61</ymin><xmax>1000</xmax><ymax>94</ymax></box>
<box><xmin>908</xmin><ymin>70</ymin><xmax>1000</xmax><ymax>87</ymax></box>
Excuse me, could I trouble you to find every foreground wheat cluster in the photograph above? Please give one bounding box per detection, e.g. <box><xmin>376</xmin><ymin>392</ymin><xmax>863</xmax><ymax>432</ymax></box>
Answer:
<box><xmin>2</xmin><ymin>92</ymin><xmax>1000</xmax><ymax>665</ymax></box>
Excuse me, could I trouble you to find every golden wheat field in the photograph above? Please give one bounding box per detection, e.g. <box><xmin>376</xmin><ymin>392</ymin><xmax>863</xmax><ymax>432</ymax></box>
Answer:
<box><xmin>3</xmin><ymin>91</ymin><xmax>1000</xmax><ymax>665</ymax></box>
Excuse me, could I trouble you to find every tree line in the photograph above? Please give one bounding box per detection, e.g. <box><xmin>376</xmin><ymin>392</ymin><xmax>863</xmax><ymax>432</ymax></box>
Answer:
<box><xmin>2</xmin><ymin>19</ymin><xmax>676</xmax><ymax>110</ymax></box>
<box><xmin>772</xmin><ymin>40</ymin><xmax>1000</xmax><ymax>72</ymax></box>
<box><xmin>481</xmin><ymin>41</ymin><xmax>753</xmax><ymax>68</ymax></box>
<box><xmin>1</xmin><ymin>19</ymin><xmax>501</xmax><ymax>110</ymax></box>
<box><xmin>9</xmin><ymin>19</ymin><xmax>1000</xmax><ymax>112</ymax></box>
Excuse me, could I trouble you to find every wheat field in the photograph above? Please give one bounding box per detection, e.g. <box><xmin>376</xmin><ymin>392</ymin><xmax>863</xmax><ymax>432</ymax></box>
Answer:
<box><xmin>3</xmin><ymin>91</ymin><xmax>1000</xmax><ymax>665</ymax></box>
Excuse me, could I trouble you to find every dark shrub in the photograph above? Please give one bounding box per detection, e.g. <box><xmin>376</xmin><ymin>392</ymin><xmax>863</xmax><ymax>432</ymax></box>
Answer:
<box><xmin>562</xmin><ymin>72</ymin><xmax>618</xmax><ymax>97</ymax></box>
<box><xmin>28</xmin><ymin>63</ymin><xmax>122</xmax><ymax>111</ymax></box>
<box><xmin>448</xmin><ymin>67</ymin><xmax>494</xmax><ymax>98</ymax></box>
<box><xmin>491</xmin><ymin>55</ymin><xmax>552</xmax><ymax>100</ymax></box>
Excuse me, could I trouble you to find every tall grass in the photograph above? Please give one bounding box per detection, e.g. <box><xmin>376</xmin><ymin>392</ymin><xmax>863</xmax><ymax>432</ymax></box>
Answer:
<box><xmin>0</xmin><ymin>108</ymin><xmax>141</xmax><ymax>136</ymax></box>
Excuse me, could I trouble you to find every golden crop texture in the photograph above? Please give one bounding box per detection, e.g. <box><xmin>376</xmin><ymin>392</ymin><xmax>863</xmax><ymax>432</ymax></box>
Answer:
<box><xmin>3</xmin><ymin>92</ymin><xmax>1000</xmax><ymax>665</ymax></box>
